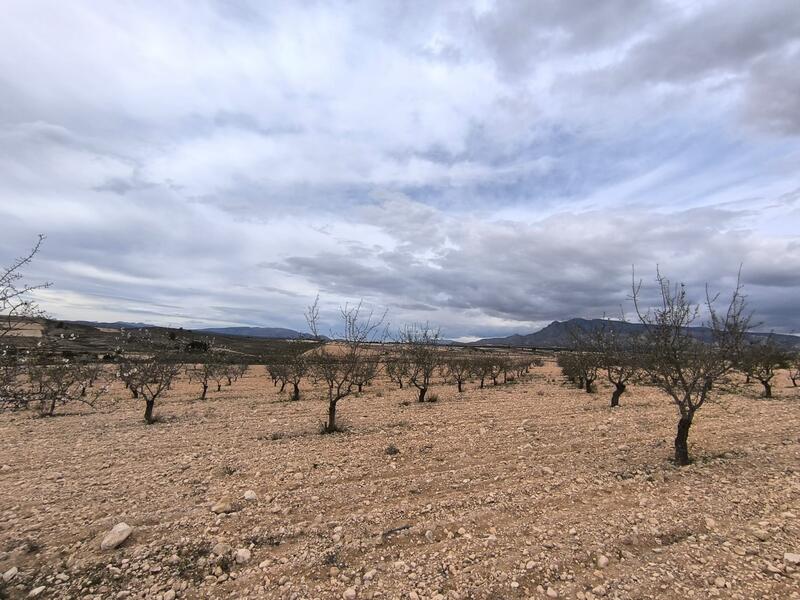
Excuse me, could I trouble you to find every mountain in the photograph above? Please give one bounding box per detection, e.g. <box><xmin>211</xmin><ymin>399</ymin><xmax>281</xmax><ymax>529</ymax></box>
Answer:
<box><xmin>471</xmin><ymin>318</ymin><xmax>800</xmax><ymax>349</ymax></box>
<box><xmin>71</xmin><ymin>320</ymin><xmax>155</xmax><ymax>329</ymax></box>
<box><xmin>198</xmin><ymin>326</ymin><xmax>317</xmax><ymax>340</ymax></box>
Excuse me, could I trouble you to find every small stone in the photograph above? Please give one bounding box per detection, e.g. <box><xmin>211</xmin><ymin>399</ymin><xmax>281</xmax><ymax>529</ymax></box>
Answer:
<box><xmin>526</xmin><ymin>560</ymin><xmax>535</xmax><ymax>570</ymax></box>
<box><xmin>329</xmin><ymin>566</ymin><xmax>340</xmax><ymax>577</ymax></box>
<box><xmin>101</xmin><ymin>523</ymin><xmax>133</xmax><ymax>550</ymax></box>
<box><xmin>784</xmin><ymin>552</ymin><xmax>800</xmax><ymax>565</ymax></box>
<box><xmin>28</xmin><ymin>587</ymin><xmax>46</xmax><ymax>598</ymax></box>
<box><xmin>3</xmin><ymin>567</ymin><xmax>18</xmax><ymax>582</ymax></box>
<box><xmin>234</xmin><ymin>548</ymin><xmax>251</xmax><ymax>564</ymax></box>
<box><xmin>212</xmin><ymin>542</ymin><xmax>232</xmax><ymax>556</ymax></box>
<box><xmin>364</xmin><ymin>569</ymin><xmax>377</xmax><ymax>581</ymax></box>
<box><xmin>0</xmin><ymin>464</ymin><xmax>10</xmax><ymax>472</ymax></box>
<box><xmin>244</xmin><ymin>490</ymin><xmax>258</xmax><ymax>501</ymax></box>
<box><xmin>547</xmin><ymin>587</ymin><xmax>559</xmax><ymax>598</ymax></box>
<box><xmin>211</xmin><ymin>498</ymin><xmax>234</xmax><ymax>514</ymax></box>
<box><xmin>597</xmin><ymin>555</ymin><xmax>609</xmax><ymax>569</ymax></box>
<box><xmin>751</xmin><ymin>528</ymin><xmax>770</xmax><ymax>542</ymax></box>
<box><xmin>542</xmin><ymin>467</ymin><xmax>554</xmax><ymax>475</ymax></box>
<box><xmin>343</xmin><ymin>588</ymin><xmax>357</xmax><ymax>599</ymax></box>
<box><xmin>714</xmin><ymin>577</ymin><xmax>726</xmax><ymax>588</ymax></box>
<box><xmin>164</xmin><ymin>591</ymin><xmax>176</xmax><ymax>600</ymax></box>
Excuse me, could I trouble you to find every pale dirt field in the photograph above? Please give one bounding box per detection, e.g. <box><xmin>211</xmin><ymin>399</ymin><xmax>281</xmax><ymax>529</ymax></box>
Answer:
<box><xmin>1</xmin><ymin>362</ymin><xmax>799</xmax><ymax>600</ymax></box>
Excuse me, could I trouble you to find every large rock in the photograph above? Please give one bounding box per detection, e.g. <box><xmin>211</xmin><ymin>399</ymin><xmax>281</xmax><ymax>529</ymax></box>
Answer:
<box><xmin>101</xmin><ymin>523</ymin><xmax>133</xmax><ymax>550</ymax></box>
<box><xmin>2</xmin><ymin>567</ymin><xmax>18</xmax><ymax>582</ymax></box>
<box><xmin>785</xmin><ymin>552</ymin><xmax>800</xmax><ymax>565</ymax></box>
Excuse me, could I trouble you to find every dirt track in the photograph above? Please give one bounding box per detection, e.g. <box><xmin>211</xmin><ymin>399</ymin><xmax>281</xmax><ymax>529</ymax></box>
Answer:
<box><xmin>1</xmin><ymin>362</ymin><xmax>799</xmax><ymax>599</ymax></box>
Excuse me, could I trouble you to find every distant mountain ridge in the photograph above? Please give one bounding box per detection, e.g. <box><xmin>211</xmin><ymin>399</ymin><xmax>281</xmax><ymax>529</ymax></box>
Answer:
<box><xmin>70</xmin><ymin>321</ymin><xmax>317</xmax><ymax>340</ymax></box>
<box><xmin>197</xmin><ymin>326</ymin><xmax>317</xmax><ymax>340</ymax></box>
<box><xmin>470</xmin><ymin>318</ymin><xmax>800</xmax><ymax>349</ymax></box>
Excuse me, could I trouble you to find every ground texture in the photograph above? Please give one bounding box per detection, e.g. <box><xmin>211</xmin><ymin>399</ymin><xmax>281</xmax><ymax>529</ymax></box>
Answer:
<box><xmin>1</xmin><ymin>363</ymin><xmax>799</xmax><ymax>599</ymax></box>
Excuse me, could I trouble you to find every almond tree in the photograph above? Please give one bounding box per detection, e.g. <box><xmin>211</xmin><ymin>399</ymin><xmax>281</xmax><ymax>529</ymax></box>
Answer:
<box><xmin>352</xmin><ymin>355</ymin><xmax>379</xmax><ymax>393</ymax></box>
<box><xmin>471</xmin><ymin>356</ymin><xmax>493</xmax><ymax>389</ymax></box>
<box><xmin>305</xmin><ymin>296</ymin><xmax>386</xmax><ymax>433</ymax></box>
<box><xmin>398</xmin><ymin>323</ymin><xmax>441</xmax><ymax>402</ymax></box>
<box><xmin>185</xmin><ymin>339</ymin><xmax>223</xmax><ymax>400</ymax></box>
<box><xmin>385</xmin><ymin>355</ymin><xmax>408</xmax><ymax>389</ymax></box>
<box><xmin>119</xmin><ymin>330</ymin><xmax>182</xmax><ymax>424</ymax></box>
<box><xmin>443</xmin><ymin>357</ymin><xmax>471</xmax><ymax>393</ymax></box>
<box><xmin>27</xmin><ymin>348</ymin><xmax>108</xmax><ymax>417</ymax></box>
<box><xmin>790</xmin><ymin>355</ymin><xmax>800</xmax><ymax>387</ymax></box>
<box><xmin>286</xmin><ymin>352</ymin><xmax>308</xmax><ymax>400</ymax></box>
<box><xmin>632</xmin><ymin>269</ymin><xmax>750</xmax><ymax>466</ymax></box>
<box><xmin>1</xmin><ymin>236</ymin><xmax>49</xmax><ymax>410</ymax></box>
<box><xmin>588</xmin><ymin>319</ymin><xmax>638</xmax><ymax>407</ymax></box>
<box><xmin>738</xmin><ymin>336</ymin><xmax>790</xmax><ymax>398</ymax></box>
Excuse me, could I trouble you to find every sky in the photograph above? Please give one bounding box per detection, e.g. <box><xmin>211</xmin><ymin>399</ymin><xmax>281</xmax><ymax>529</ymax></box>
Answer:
<box><xmin>1</xmin><ymin>0</ymin><xmax>799</xmax><ymax>341</ymax></box>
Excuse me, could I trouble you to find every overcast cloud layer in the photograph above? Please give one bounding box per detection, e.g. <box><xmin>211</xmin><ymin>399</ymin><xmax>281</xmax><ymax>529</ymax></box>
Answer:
<box><xmin>1</xmin><ymin>0</ymin><xmax>799</xmax><ymax>340</ymax></box>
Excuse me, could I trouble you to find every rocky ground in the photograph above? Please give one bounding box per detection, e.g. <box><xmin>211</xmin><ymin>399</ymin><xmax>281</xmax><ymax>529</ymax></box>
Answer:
<box><xmin>1</xmin><ymin>362</ymin><xmax>799</xmax><ymax>600</ymax></box>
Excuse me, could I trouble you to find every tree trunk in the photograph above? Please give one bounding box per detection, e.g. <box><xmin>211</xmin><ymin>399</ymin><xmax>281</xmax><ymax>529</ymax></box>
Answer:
<box><xmin>479</xmin><ymin>377</ymin><xmax>485</xmax><ymax>389</ymax></box>
<box><xmin>418</xmin><ymin>387</ymin><xmax>427</xmax><ymax>402</ymax></box>
<box><xmin>745</xmin><ymin>374</ymin><xmax>750</xmax><ymax>383</ymax></box>
<box><xmin>791</xmin><ymin>377</ymin><xmax>798</xmax><ymax>387</ymax></box>
<box><xmin>131</xmin><ymin>386</ymin><xmax>139</xmax><ymax>399</ymax></box>
<box><xmin>292</xmin><ymin>382</ymin><xmax>300</xmax><ymax>401</ymax></box>
<box><xmin>217</xmin><ymin>382</ymin><xmax>222</xmax><ymax>391</ymax></box>
<box><xmin>584</xmin><ymin>378</ymin><xmax>594</xmax><ymax>393</ymax></box>
<box><xmin>201</xmin><ymin>382</ymin><xmax>208</xmax><ymax>400</ymax></box>
<box><xmin>674</xmin><ymin>412</ymin><xmax>693</xmax><ymax>466</ymax></box>
<box><xmin>144</xmin><ymin>399</ymin><xmax>156</xmax><ymax>424</ymax></box>
<box><xmin>611</xmin><ymin>382</ymin><xmax>625</xmax><ymax>407</ymax></box>
<box><xmin>279</xmin><ymin>381</ymin><xmax>286</xmax><ymax>393</ymax></box>
<box><xmin>358</xmin><ymin>383</ymin><xmax>363</xmax><ymax>393</ymax></box>
<box><xmin>457</xmin><ymin>380</ymin><xmax>463</xmax><ymax>393</ymax></box>
<box><xmin>326</xmin><ymin>400</ymin><xmax>337</xmax><ymax>433</ymax></box>
<box><xmin>762</xmin><ymin>380</ymin><xmax>772</xmax><ymax>398</ymax></box>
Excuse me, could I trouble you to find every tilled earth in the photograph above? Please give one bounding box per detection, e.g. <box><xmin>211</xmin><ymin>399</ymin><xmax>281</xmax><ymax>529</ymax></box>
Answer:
<box><xmin>1</xmin><ymin>363</ymin><xmax>799</xmax><ymax>600</ymax></box>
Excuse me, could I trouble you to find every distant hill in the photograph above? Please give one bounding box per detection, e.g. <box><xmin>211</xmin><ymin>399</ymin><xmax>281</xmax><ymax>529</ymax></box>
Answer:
<box><xmin>71</xmin><ymin>320</ymin><xmax>155</xmax><ymax>329</ymax></box>
<box><xmin>471</xmin><ymin>318</ymin><xmax>800</xmax><ymax>349</ymax></box>
<box><xmin>198</xmin><ymin>326</ymin><xmax>318</xmax><ymax>340</ymax></box>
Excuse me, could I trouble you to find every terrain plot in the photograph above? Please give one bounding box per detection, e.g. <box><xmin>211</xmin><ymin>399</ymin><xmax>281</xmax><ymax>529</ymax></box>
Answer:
<box><xmin>0</xmin><ymin>363</ymin><xmax>798</xmax><ymax>599</ymax></box>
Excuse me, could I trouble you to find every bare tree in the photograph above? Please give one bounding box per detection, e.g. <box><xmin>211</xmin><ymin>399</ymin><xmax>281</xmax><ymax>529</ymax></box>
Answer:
<box><xmin>738</xmin><ymin>336</ymin><xmax>790</xmax><ymax>398</ymax></box>
<box><xmin>471</xmin><ymin>356</ymin><xmax>493</xmax><ymax>389</ymax></box>
<box><xmin>632</xmin><ymin>269</ymin><xmax>750</xmax><ymax>466</ymax></box>
<box><xmin>286</xmin><ymin>352</ymin><xmax>308</xmax><ymax>400</ymax></box>
<box><xmin>118</xmin><ymin>330</ymin><xmax>182</xmax><ymax>424</ymax></box>
<box><xmin>443</xmin><ymin>356</ymin><xmax>471</xmax><ymax>392</ymax></box>
<box><xmin>1</xmin><ymin>236</ymin><xmax>50</xmax><ymax>410</ymax></box>
<box><xmin>27</xmin><ymin>349</ymin><xmax>108</xmax><ymax>417</ymax></box>
<box><xmin>588</xmin><ymin>319</ymin><xmax>638</xmax><ymax>407</ymax></box>
<box><xmin>385</xmin><ymin>355</ymin><xmax>408</xmax><ymax>389</ymax></box>
<box><xmin>790</xmin><ymin>355</ymin><xmax>800</xmax><ymax>387</ymax></box>
<box><xmin>1</xmin><ymin>235</ymin><xmax>50</xmax><ymax>340</ymax></box>
<box><xmin>351</xmin><ymin>355</ymin><xmax>379</xmax><ymax>393</ymax></box>
<box><xmin>398</xmin><ymin>323</ymin><xmax>441</xmax><ymax>402</ymax></box>
<box><xmin>266</xmin><ymin>359</ymin><xmax>289</xmax><ymax>392</ymax></box>
<box><xmin>185</xmin><ymin>338</ymin><xmax>223</xmax><ymax>400</ymax></box>
<box><xmin>306</xmin><ymin>298</ymin><xmax>386</xmax><ymax>433</ymax></box>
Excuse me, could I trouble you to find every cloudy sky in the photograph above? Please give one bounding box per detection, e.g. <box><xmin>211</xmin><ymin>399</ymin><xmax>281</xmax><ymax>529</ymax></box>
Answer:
<box><xmin>1</xmin><ymin>0</ymin><xmax>799</xmax><ymax>340</ymax></box>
